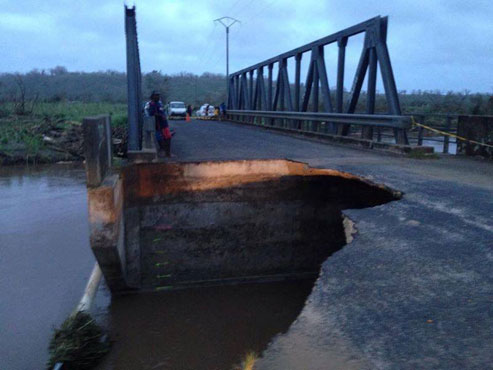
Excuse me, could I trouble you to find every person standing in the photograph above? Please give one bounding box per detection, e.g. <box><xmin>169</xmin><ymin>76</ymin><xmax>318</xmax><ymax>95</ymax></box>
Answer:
<box><xmin>145</xmin><ymin>91</ymin><xmax>172</xmax><ymax>157</ymax></box>
<box><xmin>186</xmin><ymin>104</ymin><xmax>192</xmax><ymax>121</ymax></box>
<box><xmin>219</xmin><ymin>102</ymin><xmax>226</xmax><ymax>120</ymax></box>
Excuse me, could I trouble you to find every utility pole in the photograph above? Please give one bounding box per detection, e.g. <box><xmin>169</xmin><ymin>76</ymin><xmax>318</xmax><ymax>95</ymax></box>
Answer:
<box><xmin>194</xmin><ymin>75</ymin><xmax>197</xmax><ymax>106</ymax></box>
<box><xmin>214</xmin><ymin>16</ymin><xmax>240</xmax><ymax>103</ymax></box>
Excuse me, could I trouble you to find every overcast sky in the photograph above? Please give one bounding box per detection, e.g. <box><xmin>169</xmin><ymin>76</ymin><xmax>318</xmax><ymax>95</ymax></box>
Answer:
<box><xmin>0</xmin><ymin>0</ymin><xmax>492</xmax><ymax>92</ymax></box>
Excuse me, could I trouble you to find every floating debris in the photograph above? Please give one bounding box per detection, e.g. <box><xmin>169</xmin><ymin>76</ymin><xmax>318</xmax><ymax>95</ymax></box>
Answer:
<box><xmin>47</xmin><ymin>311</ymin><xmax>109</xmax><ymax>370</ymax></box>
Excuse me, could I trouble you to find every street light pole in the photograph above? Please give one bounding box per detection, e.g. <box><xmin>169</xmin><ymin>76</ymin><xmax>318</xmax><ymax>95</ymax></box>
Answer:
<box><xmin>214</xmin><ymin>16</ymin><xmax>240</xmax><ymax>105</ymax></box>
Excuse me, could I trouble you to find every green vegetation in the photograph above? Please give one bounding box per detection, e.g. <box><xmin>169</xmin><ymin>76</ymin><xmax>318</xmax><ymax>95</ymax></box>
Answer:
<box><xmin>0</xmin><ymin>67</ymin><xmax>492</xmax><ymax>165</ymax></box>
<box><xmin>1</xmin><ymin>68</ymin><xmax>492</xmax><ymax>115</ymax></box>
<box><xmin>47</xmin><ymin>311</ymin><xmax>109</xmax><ymax>370</ymax></box>
<box><xmin>0</xmin><ymin>68</ymin><xmax>227</xmax><ymax>108</ymax></box>
<box><xmin>35</xmin><ymin>102</ymin><xmax>126</xmax><ymax>122</ymax></box>
<box><xmin>0</xmin><ymin>102</ymin><xmax>127</xmax><ymax>165</ymax></box>
<box><xmin>0</xmin><ymin>101</ymin><xmax>126</xmax><ymax>123</ymax></box>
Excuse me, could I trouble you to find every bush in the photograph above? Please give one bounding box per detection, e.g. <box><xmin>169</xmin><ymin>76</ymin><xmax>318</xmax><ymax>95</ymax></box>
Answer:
<box><xmin>111</xmin><ymin>114</ymin><xmax>127</xmax><ymax>127</ymax></box>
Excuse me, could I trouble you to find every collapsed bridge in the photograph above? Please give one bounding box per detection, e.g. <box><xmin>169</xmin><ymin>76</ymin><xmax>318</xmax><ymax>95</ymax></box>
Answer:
<box><xmin>78</xmin><ymin>6</ymin><xmax>493</xmax><ymax>370</ymax></box>
<box><xmin>87</xmin><ymin>8</ymin><xmax>413</xmax><ymax>292</ymax></box>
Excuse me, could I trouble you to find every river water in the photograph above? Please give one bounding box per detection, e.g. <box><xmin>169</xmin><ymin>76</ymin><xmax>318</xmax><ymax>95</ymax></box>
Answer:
<box><xmin>97</xmin><ymin>280</ymin><xmax>315</xmax><ymax>370</ymax></box>
<box><xmin>0</xmin><ymin>164</ymin><xmax>318</xmax><ymax>370</ymax></box>
<box><xmin>0</xmin><ymin>165</ymin><xmax>96</xmax><ymax>370</ymax></box>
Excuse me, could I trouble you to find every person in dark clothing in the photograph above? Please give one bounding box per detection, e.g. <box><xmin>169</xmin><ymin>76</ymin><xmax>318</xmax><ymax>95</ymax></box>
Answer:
<box><xmin>145</xmin><ymin>91</ymin><xmax>171</xmax><ymax>157</ymax></box>
<box><xmin>219</xmin><ymin>102</ymin><xmax>226</xmax><ymax>120</ymax></box>
<box><xmin>185</xmin><ymin>104</ymin><xmax>192</xmax><ymax>122</ymax></box>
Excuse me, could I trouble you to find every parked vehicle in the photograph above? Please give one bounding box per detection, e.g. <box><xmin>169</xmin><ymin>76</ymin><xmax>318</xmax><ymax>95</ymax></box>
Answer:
<box><xmin>167</xmin><ymin>101</ymin><xmax>187</xmax><ymax>117</ymax></box>
<box><xmin>196</xmin><ymin>104</ymin><xmax>215</xmax><ymax>117</ymax></box>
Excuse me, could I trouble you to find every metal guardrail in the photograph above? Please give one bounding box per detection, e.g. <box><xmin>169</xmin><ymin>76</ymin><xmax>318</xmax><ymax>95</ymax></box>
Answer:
<box><xmin>405</xmin><ymin>113</ymin><xmax>493</xmax><ymax>156</ymax></box>
<box><xmin>228</xmin><ymin>110</ymin><xmax>411</xmax><ymax>129</ymax></box>
<box><xmin>405</xmin><ymin>113</ymin><xmax>457</xmax><ymax>153</ymax></box>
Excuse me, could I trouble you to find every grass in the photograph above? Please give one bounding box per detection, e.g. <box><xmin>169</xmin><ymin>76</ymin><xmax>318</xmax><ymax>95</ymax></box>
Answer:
<box><xmin>0</xmin><ymin>102</ymin><xmax>127</xmax><ymax>163</ymax></box>
<box><xmin>407</xmin><ymin>150</ymin><xmax>440</xmax><ymax>159</ymax></box>
<box><xmin>0</xmin><ymin>101</ymin><xmax>126</xmax><ymax>122</ymax></box>
<box><xmin>0</xmin><ymin>115</ymin><xmax>46</xmax><ymax>160</ymax></box>
<box><xmin>0</xmin><ymin>101</ymin><xmax>126</xmax><ymax>144</ymax></box>
<box><xmin>47</xmin><ymin>311</ymin><xmax>109</xmax><ymax>370</ymax></box>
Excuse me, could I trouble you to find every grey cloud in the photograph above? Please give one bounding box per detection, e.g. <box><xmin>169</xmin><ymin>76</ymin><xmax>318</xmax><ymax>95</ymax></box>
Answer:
<box><xmin>0</xmin><ymin>0</ymin><xmax>491</xmax><ymax>92</ymax></box>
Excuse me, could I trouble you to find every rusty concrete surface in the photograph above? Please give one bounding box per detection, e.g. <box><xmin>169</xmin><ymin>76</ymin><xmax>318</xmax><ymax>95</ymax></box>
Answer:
<box><xmin>87</xmin><ymin>174</ymin><xmax>127</xmax><ymax>291</ymax></box>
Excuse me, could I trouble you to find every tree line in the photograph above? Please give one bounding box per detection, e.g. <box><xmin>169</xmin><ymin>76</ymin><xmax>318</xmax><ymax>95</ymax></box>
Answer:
<box><xmin>1</xmin><ymin>67</ymin><xmax>492</xmax><ymax>115</ymax></box>
<box><xmin>0</xmin><ymin>67</ymin><xmax>227</xmax><ymax>108</ymax></box>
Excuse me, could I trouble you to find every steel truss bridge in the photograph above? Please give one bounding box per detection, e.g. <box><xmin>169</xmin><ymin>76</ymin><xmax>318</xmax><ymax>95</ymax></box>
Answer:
<box><xmin>125</xmin><ymin>7</ymin><xmax>481</xmax><ymax>151</ymax></box>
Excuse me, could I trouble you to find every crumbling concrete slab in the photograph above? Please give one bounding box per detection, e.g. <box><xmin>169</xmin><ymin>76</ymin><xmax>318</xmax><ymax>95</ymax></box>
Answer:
<box><xmin>164</xmin><ymin>119</ymin><xmax>493</xmax><ymax>370</ymax></box>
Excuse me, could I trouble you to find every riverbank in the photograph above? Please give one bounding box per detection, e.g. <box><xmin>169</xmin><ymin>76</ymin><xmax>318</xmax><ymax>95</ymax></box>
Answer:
<box><xmin>0</xmin><ymin>102</ymin><xmax>127</xmax><ymax>165</ymax></box>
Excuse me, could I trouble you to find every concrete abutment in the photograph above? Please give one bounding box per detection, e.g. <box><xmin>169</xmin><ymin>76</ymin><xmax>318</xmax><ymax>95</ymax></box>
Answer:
<box><xmin>85</xmin><ymin>158</ymin><xmax>400</xmax><ymax>292</ymax></box>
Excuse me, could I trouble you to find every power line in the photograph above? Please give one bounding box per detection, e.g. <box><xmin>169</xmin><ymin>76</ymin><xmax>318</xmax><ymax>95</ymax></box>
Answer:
<box><xmin>199</xmin><ymin>26</ymin><xmax>224</xmax><ymax>73</ymax></box>
<box><xmin>195</xmin><ymin>23</ymin><xmax>220</xmax><ymax>73</ymax></box>
<box><xmin>225</xmin><ymin>0</ymin><xmax>243</xmax><ymax>15</ymax></box>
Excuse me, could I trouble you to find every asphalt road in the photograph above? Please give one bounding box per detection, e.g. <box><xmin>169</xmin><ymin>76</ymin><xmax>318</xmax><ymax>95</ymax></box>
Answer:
<box><xmin>168</xmin><ymin>119</ymin><xmax>493</xmax><ymax>370</ymax></box>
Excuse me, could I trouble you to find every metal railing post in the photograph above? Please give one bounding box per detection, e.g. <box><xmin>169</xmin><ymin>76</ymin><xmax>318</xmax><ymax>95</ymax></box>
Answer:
<box><xmin>443</xmin><ymin>115</ymin><xmax>452</xmax><ymax>153</ymax></box>
<box><xmin>417</xmin><ymin>115</ymin><xmax>424</xmax><ymax>146</ymax></box>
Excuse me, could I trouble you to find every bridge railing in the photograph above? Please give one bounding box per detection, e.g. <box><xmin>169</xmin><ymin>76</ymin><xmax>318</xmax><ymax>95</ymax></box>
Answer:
<box><xmin>404</xmin><ymin>113</ymin><xmax>493</xmax><ymax>156</ymax></box>
<box><xmin>227</xmin><ymin>110</ymin><xmax>411</xmax><ymax>129</ymax></box>
<box><xmin>404</xmin><ymin>113</ymin><xmax>457</xmax><ymax>154</ymax></box>
<box><xmin>227</xmin><ymin>16</ymin><xmax>409</xmax><ymax>144</ymax></box>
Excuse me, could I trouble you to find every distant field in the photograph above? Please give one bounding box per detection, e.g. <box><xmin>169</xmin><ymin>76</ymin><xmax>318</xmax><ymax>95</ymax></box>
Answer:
<box><xmin>38</xmin><ymin>102</ymin><xmax>127</xmax><ymax>122</ymax></box>
<box><xmin>0</xmin><ymin>101</ymin><xmax>127</xmax><ymax>124</ymax></box>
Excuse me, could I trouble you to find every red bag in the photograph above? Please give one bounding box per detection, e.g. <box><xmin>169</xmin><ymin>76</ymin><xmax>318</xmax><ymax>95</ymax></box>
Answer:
<box><xmin>162</xmin><ymin>127</ymin><xmax>172</xmax><ymax>140</ymax></box>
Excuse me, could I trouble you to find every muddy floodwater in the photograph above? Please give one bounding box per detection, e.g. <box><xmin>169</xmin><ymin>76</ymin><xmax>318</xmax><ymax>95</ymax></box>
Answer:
<box><xmin>97</xmin><ymin>280</ymin><xmax>315</xmax><ymax>370</ymax></box>
<box><xmin>0</xmin><ymin>164</ymin><xmax>339</xmax><ymax>370</ymax></box>
<box><xmin>0</xmin><ymin>165</ymin><xmax>96</xmax><ymax>370</ymax></box>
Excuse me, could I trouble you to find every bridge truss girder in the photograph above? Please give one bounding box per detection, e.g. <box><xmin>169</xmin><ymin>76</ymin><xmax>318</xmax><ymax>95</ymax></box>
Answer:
<box><xmin>227</xmin><ymin>16</ymin><xmax>408</xmax><ymax>145</ymax></box>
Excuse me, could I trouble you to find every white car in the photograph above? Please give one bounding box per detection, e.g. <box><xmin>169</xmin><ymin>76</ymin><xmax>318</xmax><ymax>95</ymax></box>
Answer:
<box><xmin>196</xmin><ymin>104</ymin><xmax>215</xmax><ymax>117</ymax></box>
<box><xmin>167</xmin><ymin>101</ymin><xmax>187</xmax><ymax>118</ymax></box>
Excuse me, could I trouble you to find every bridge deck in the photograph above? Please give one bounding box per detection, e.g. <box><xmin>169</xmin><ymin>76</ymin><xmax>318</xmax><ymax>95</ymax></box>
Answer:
<box><xmin>155</xmin><ymin>119</ymin><xmax>493</xmax><ymax>369</ymax></box>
